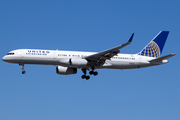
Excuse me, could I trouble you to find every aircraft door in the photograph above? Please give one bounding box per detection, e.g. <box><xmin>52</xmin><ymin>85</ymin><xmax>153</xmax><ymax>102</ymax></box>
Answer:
<box><xmin>20</xmin><ymin>51</ymin><xmax>24</xmax><ymax>57</ymax></box>
<box><xmin>53</xmin><ymin>52</ymin><xmax>57</xmax><ymax>59</ymax></box>
<box><xmin>139</xmin><ymin>56</ymin><xmax>142</xmax><ymax>63</ymax></box>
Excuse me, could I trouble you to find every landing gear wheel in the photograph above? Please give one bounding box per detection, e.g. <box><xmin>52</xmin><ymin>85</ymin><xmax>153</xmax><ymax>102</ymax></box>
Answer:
<box><xmin>86</xmin><ymin>76</ymin><xmax>90</xmax><ymax>80</ymax></box>
<box><xmin>22</xmin><ymin>71</ymin><xmax>26</xmax><ymax>74</ymax></box>
<box><xmin>89</xmin><ymin>71</ymin><xmax>94</xmax><ymax>75</ymax></box>
<box><xmin>89</xmin><ymin>71</ymin><xmax>98</xmax><ymax>76</ymax></box>
<box><xmin>81</xmin><ymin>75</ymin><xmax>86</xmax><ymax>79</ymax></box>
<box><xmin>93</xmin><ymin>71</ymin><xmax>98</xmax><ymax>76</ymax></box>
<box><xmin>81</xmin><ymin>75</ymin><xmax>90</xmax><ymax>80</ymax></box>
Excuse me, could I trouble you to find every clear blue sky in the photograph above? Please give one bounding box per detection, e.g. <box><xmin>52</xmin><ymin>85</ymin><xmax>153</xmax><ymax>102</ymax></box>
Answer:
<box><xmin>0</xmin><ymin>0</ymin><xmax>179</xmax><ymax>120</ymax></box>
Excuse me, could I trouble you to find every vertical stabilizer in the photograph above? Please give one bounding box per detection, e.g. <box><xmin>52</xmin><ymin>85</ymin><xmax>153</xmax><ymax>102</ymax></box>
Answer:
<box><xmin>138</xmin><ymin>31</ymin><xmax>169</xmax><ymax>58</ymax></box>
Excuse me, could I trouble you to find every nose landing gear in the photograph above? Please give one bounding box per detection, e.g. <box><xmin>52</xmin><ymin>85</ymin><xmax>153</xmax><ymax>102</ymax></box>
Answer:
<box><xmin>20</xmin><ymin>64</ymin><xmax>26</xmax><ymax>74</ymax></box>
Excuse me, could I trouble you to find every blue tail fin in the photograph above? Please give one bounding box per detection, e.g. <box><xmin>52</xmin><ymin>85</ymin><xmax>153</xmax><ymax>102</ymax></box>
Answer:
<box><xmin>138</xmin><ymin>31</ymin><xmax>169</xmax><ymax>58</ymax></box>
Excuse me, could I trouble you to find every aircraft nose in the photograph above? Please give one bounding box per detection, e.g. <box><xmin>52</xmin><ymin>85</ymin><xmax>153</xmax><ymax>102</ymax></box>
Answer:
<box><xmin>2</xmin><ymin>56</ymin><xmax>7</xmax><ymax>62</ymax></box>
<box><xmin>2</xmin><ymin>55</ymin><xmax>13</xmax><ymax>63</ymax></box>
<box><xmin>2</xmin><ymin>56</ymin><xmax>5</xmax><ymax>61</ymax></box>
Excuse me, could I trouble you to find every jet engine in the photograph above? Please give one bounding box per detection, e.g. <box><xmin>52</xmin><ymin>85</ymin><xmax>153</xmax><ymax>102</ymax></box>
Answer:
<box><xmin>56</xmin><ymin>66</ymin><xmax>77</xmax><ymax>75</ymax></box>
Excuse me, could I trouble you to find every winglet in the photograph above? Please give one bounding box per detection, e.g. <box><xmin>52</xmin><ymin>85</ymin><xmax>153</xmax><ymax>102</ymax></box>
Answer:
<box><xmin>128</xmin><ymin>33</ymin><xmax>134</xmax><ymax>43</ymax></box>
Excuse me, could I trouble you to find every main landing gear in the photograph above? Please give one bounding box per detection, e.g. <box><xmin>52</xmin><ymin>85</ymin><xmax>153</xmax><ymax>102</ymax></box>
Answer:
<box><xmin>19</xmin><ymin>64</ymin><xmax>26</xmax><ymax>74</ymax></box>
<box><xmin>81</xmin><ymin>68</ymin><xmax>98</xmax><ymax>80</ymax></box>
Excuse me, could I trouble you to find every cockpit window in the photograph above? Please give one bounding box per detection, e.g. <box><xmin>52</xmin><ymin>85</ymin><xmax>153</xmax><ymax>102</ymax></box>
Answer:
<box><xmin>7</xmin><ymin>52</ymin><xmax>14</xmax><ymax>55</ymax></box>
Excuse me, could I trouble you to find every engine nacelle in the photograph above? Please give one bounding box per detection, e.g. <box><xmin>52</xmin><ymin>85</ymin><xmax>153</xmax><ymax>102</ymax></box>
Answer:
<box><xmin>56</xmin><ymin>66</ymin><xmax>77</xmax><ymax>75</ymax></box>
<box><xmin>70</xmin><ymin>58</ymin><xmax>88</xmax><ymax>67</ymax></box>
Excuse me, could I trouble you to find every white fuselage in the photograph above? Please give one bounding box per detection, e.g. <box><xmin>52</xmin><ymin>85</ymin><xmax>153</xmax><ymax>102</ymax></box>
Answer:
<box><xmin>2</xmin><ymin>49</ymin><xmax>167</xmax><ymax>69</ymax></box>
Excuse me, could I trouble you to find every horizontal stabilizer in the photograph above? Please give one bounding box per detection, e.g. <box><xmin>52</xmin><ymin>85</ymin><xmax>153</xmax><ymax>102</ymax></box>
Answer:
<box><xmin>149</xmin><ymin>54</ymin><xmax>176</xmax><ymax>62</ymax></box>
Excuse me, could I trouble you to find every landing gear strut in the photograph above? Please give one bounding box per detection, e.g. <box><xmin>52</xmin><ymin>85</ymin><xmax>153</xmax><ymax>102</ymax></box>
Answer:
<box><xmin>89</xmin><ymin>67</ymin><xmax>98</xmax><ymax>76</ymax></box>
<box><xmin>81</xmin><ymin>68</ymin><xmax>90</xmax><ymax>80</ymax></box>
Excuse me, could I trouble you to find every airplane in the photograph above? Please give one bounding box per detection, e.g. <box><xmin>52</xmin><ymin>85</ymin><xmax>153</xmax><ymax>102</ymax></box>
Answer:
<box><xmin>2</xmin><ymin>31</ymin><xmax>176</xmax><ymax>80</ymax></box>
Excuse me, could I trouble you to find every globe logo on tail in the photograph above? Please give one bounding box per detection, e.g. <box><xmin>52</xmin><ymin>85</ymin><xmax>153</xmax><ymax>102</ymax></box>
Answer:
<box><xmin>138</xmin><ymin>41</ymin><xmax>160</xmax><ymax>58</ymax></box>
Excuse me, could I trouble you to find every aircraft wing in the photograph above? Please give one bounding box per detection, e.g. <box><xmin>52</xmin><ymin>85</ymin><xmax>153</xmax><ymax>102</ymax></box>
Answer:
<box><xmin>85</xmin><ymin>33</ymin><xmax>134</xmax><ymax>66</ymax></box>
<box><xmin>149</xmin><ymin>53</ymin><xmax>176</xmax><ymax>62</ymax></box>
